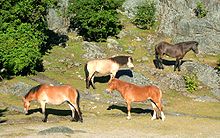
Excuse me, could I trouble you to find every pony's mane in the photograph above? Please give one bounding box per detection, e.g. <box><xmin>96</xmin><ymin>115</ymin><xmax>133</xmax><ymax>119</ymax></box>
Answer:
<box><xmin>175</xmin><ymin>41</ymin><xmax>198</xmax><ymax>46</ymax></box>
<box><xmin>109</xmin><ymin>56</ymin><xmax>132</xmax><ymax>66</ymax></box>
<box><xmin>25</xmin><ymin>84</ymin><xmax>42</xmax><ymax>98</ymax></box>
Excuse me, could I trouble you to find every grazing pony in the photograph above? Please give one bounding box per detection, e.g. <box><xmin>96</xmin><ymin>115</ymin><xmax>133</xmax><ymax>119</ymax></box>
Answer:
<box><xmin>106</xmin><ymin>78</ymin><xmax>165</xmax><ymax>121</ymax></box>
<box><xmin>22</xmin><ymin>84</ymin><xmax>83</xmax><ymax>122</ymax></box>
<box><xmin>155</xmin><ymin>41</ymin><xmax>199</xmax><ymax>71</ymax></box>
<box><xmin>84</xmin><ymin>56</ymin><xmax>134</xmax><ymax>89</ymax></box>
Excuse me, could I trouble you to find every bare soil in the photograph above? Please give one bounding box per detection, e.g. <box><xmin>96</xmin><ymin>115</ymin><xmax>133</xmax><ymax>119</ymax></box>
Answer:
<box><xmin>0</xmin><ymin>94</ymin><xmax>220</xmax><ymax>138</ymax></box>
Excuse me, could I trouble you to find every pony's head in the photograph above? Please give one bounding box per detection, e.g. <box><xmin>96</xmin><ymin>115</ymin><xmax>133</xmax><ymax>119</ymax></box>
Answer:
<box><xmin>110</xmin><ymin>56</ymin><xmax>134</xmax><ymax>69</ymax></box>
<box><xmin>127</xmin><ymin>56</ymin><xmax>134</xmax><ymax>69</ymax></box>
<box><xmin>191</xmin><ymin>41</ymin><xmax>199</xmax><ymax>54</ymax></box>
<box><xmin>105</xmin><ymin>78</ymin><xmax>118</xmax><ymax>93</ymax></box>
<box><xmin>22</xmin><ymin>97</ymin><xmax>30</xmax><ymax>114</ymax></box>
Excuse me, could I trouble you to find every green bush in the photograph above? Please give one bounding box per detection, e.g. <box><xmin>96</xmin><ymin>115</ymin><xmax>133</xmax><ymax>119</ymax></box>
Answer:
<box><xmin>194</xmin><ymin>1</ymin><xmax>208</xmax><ymax>18</ymax></box>
<box><xmin>183</xmin><ymin>74</ymin><xmax>198</xmax><ymax>93</ymax></box>
<box><xmin>132</xmin><ymin>0</ymin><xmax>156</xmax><ymax>29</ymax></box>
<box><xmin>68</xmin><ymin>0</ymin><xmax>123</xmax><ymax>41</ymax></box>
<box><xmin>0</xmin><ymin>0</ymin><xmax>55</xmax><ymax>76</ymax></box>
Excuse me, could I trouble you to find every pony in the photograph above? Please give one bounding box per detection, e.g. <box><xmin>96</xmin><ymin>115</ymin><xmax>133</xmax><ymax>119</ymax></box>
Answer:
<box><xmin>155</xmin><ymin>41</ymin><xmax>199</xmax><ymax>71</ymax></box>
<box><xmin>22</xmin><ymin>84</ymin><xmax>83</xmax><ymax>122</ymax></box>
<box><xmin>84</xmin><ymin>55</ymin><xmax>134</xmax><ymax>89</ymax></box>
<box><xmin>106</xmin><ymin>78</ymin><xmax>165</xmax><ymax>121</ymax></box>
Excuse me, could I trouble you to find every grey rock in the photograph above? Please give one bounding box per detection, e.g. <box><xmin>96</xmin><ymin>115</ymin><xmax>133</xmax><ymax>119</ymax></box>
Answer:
<box><xmin>82</xmin><ymin>41</ymin><xmax>106</xmax><ymax>59</ymax></box>
<box><xmin>38</xmin><ymin>126</ymin><xmax>86</xmax><ymax>135</ymax></box>
<box><xmin>122</xmin><ymin>0</ymin><xmax>220</xmax><ymax>55</ymax></box>
<box><xmin>47</xmin><ymin>0</ymin><xmax>70</xmax><ymax>34</ymax></box>
<box><xmin>107</xmin><ymin>38</ymin><xmax>123</xmax><ymax>51</ymax></box>
<box><xmin>182</xmin><ymin>61</ymin><xmax>220</xmax><ymax>98</ymax></box>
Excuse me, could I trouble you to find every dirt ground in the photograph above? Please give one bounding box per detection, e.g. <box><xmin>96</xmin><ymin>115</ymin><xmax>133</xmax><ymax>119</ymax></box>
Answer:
<box><xmin>0</xmin><ymin>95</ymin><xmax>220</xmax><ymax>138</ymax></box>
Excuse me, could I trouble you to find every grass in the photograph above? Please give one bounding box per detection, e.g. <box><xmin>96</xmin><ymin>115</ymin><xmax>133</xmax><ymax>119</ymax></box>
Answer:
<box><xmin>0</xmin><ymin>12</ymin><xmax>219</xmax><ymax>129</ymax></box>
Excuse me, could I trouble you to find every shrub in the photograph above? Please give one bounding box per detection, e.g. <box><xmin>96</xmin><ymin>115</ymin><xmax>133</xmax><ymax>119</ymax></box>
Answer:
<box><xmin>194</xmin><ymin>1</ymin><xmax>208</xmax><ymax>18</ymax></box>
<box><xmin>68</xmin><ymin>0</ymin><xmax>123</xmax><ymax>41</ymax></box>
<box><xmin>183</xmin><ymin>74</ymin><xmax>198</xmax><ymax>93</ymax></box>
<box><xmin>132</xmin><ymin>0</ymin><xmax>156</xmax><ymax>29</ymax></box>
<box><xmin>0</xmin><ymin>0</ymin><xmax>55</xmax><ymax>76</ymax></box>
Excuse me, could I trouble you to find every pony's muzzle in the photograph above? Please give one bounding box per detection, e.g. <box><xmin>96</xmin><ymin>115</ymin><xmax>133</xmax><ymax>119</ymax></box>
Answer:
<box><xmin>105</xmin><ymin>89</ymin><xmax>111</xmax><ymax>93</ymax></box>
<box><xmin>24</xmin><ymin>109</ymin><xmax>28</xmax><ymax>115</ymax></box>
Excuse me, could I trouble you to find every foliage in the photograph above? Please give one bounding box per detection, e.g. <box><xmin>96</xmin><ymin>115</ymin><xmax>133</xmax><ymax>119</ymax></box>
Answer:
<box><xmin>0</xmin><ymin>0</ymin><xmax>55</xmax><ymax>76</ymax></box>
<box><xmin>194</xmin><ymin>1</ymin><xmax>208</xmax><ymax>18</ymax></box>
<box><xmin>68</xmin><ymin>0</ymin><xmax>123</xmax><ymax>41</ymax></box>
<box><xmin>132</xmin><ymin>0</ymin><xmax>156</xmax><ymax>29</ymax></box>
<box><xmin>183</xmin><ymin>74</ymin><xmax>198</xmax><ymax>93</ymax></box>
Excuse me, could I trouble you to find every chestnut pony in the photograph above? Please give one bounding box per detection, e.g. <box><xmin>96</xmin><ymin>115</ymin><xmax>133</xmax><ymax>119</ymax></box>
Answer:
<box><xmin>106</xmin><ymin>78</ymin><xmax>165</xmax><ymax>121</ymax></box>
<box><xmin>155</xmin><ymin>41</ymin><xmax>199</xmax><ymax>71</ymax></box>
<box><xmin>84</xmin><ymin>56</ymin><xmax>134</xmax><ymax>89</ymax></box>
<box><xmin>22</xmin><ymin>84</ymin><xmax>83</xmax><ymax>122</ymax></box>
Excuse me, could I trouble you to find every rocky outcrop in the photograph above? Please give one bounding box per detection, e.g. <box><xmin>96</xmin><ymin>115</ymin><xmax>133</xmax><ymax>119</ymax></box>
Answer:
<box><xmin>82</xmin><ymin>41</ymin><xmax>106</xmax><ymax>59</ymax></box>
<box><xmin>181</xmin><ymin>61</ymin><xmax>220</xmax><ymax>98</ymax></box>
<box><xmin>47</xmin><ymin>0</ymin><xmax>69</xmax><ymax>34</ymax></box>
<box><xmin>122</xmin><ymin>0</ymin><xmax>220</xmax><ymax>55</ymax></box>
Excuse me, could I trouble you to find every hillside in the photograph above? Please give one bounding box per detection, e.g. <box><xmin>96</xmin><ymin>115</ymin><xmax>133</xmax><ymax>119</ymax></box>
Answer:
<box><xmin>0</xmin><ymin>4</ymin><xmax>220</xmax><ymax>138</ymax></box>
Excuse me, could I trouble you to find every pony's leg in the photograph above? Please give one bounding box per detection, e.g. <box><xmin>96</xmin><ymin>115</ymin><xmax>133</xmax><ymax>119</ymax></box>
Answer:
<box><xmin>151</xmin><ymin>102</ymin><xmax>157</xmax><ymax>120</ymax></box>
<box><xmin>177</xmin><ymin>59</ymin><xmax>181</xmax><ymax>71</ymax></box>
<box><xmin>73</xmin><ymin>104</ymin><xmax>83</xmax><ymax>122</ymax></box>
<box><xmin>68</xmin><ymin>102</ymin><xmax>83</xmax><ymax>122</ymax></box>
<box><xmin>161</xmin><ymin>111</ymin><xmax>166</xmax><ymax>121</ymax></box>
<box><xmin>41</xmin><ymin>102</ymin><xmax>48</xmax><ymax>122</ymax></box>
<box><xmin>126</xmin><ymin>101</ymin><xmax>131</xmax><ymax>120</ymax></box>
<box><xmin>174</xmin><ymin>59</ymin><xmax>178</xmax><ymax>71</ymax></box>
<box><xmin>87</xmin><ymin>71</ymin><xmax>96</xmax><ymax>89</ymax></box>
<box><xmin>90</xmin><ymin>76</ymin><xmax>96</xmax><ymax>89</ymax></box>
<box><xmin>68</xmin><ymin>104</ymin><xmax>76</xmax><ymax>121</ymax></box>
<box><xmin>158</xmin><ymin>56</ymin><xmax>164</xmax><ymax>69</ymax></box>
<box><xmin>155</xmin><ymin>101</ymin><xmax>165</xmax><ymax>121</ymax></box>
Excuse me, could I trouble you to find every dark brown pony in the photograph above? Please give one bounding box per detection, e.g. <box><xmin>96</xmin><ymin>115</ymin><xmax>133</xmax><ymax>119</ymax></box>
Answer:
<box><xmin>84</xmin><ymin>56</ymin><xmax>134</xmax><ymax>89</ymax></box>
<box><xmin>106</xmin><ymin>78</ymin><xmax>165</xmax><ymax>121</ymax></box>
<box><xmin>155</xmin><ymin>41</ymin><xmax>199</xmax><ymax>71</ymax></box>
<box><xmin>22</xmin><ymin>84</ymin><xmax>83</xmax><ymax>122</ymax></box>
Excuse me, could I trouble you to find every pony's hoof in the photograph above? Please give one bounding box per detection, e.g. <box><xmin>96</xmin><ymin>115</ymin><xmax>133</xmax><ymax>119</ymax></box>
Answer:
<box><xmin>42</xmin><ymin>119</ymin><xmax>47</xmax><ymax>122</ymax></box>
<box><xmin>161</xmin><ymin>116</ymin><xmax>165</xmax><ymax>121</ymax></box>
<box><xmin>126</xmin><ymin>116</ymin><xmax>131</xmax><ymax>120</ymax></box>
<box><xmin>151</xmin><ymin>117</ymin><xmax>156</xmax><ymax>121</ymax></box>
<box><xmin>71</xmin><ymin>118</ymin><xmax>78</xmax><ymax>122</ymax></box>
<box><xmin>79</xmin><ymin>119</ymin><xmax>83</xmax><ymax>123</ymax></box>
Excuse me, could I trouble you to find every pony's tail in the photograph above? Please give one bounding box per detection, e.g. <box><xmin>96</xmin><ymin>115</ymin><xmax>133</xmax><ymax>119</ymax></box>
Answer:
<box><xmin>150</xmin><ymin>89</ymin><xmax>163</xmax><ymax>112</ymax></box>
<box><xmin>76</xmin><ymin>89</ymin><xmax>83</xmax><ymax>122</ymax></box>
<box><xmin>84</xmin><ymin>63</ymin><xmax>89</xmax><ymax>89</ymax></box>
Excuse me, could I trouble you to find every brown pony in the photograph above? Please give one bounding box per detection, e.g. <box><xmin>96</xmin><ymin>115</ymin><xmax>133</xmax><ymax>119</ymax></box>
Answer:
<box><xmin>155</xmin><ymin>41</ymin><xmax>199</xmax><ymax>71</ymax></box>
<box><xmin>84</xmin><ymin>56</ymin><xmax>134</xmax><ymax>89</ymax></box>
<box><xmin>106</xmin><ymin>78</ymin><xmax>165</xmax><ymax>121</ymax></box>
<box><xmin>22</xmin><ymin>84</ymin><xmax>83</xmax><ymax>122</ymax></box>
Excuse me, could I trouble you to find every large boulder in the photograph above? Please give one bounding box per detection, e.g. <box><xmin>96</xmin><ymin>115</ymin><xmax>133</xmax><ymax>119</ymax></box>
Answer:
<box><xmin>47</xmin><ymin>0</ymin><xmax>69</xmax><ymax>34</ymax></box>
<box><xmin>122</xmin><ymin>0</ymin><xmax>220</xmax><ymax>55</ymax></box>
<box><xmin>181</xmin><ymin>61</ymin><xmax>220</xmax><ymax>98</ymax></box>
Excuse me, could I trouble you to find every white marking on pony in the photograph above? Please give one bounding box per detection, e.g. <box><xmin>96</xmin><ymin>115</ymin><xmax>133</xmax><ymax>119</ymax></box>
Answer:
<box><xmin>151</xmin><ymin>102</ymin><xmax>157</xmax><ymax>120</ymax></box>
<box><xmin>161</xmin><ymin>111</ymin><xmax>165</xmax><ymax>121</ymax></box>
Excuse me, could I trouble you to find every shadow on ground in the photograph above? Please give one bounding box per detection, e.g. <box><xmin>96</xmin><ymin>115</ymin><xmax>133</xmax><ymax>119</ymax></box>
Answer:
<box><xmin>107</xmin><ymin>104</ymin><xmax>153</xmax><ymax>116</ymax></box>
<box><xmin>94</xmin><ymin>69</ymin><xmax>133</xmax><ymax>84</ymax></box>
<box><xmin>0</xmin><ymin>108</ymin><xmax>8</xmax><ymax>123</ymax></box>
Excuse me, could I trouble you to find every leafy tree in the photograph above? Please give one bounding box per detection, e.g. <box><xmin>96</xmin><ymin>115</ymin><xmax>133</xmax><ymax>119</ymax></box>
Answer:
<box><xmin>0</xmin><ymin>0</ymin><xmax>55</xmax><ymax>76</ymax></box>
<box><xmin>132</xmin><ymin>0</ymin><xmax>156</xmax><ymax>29</ymax></box>
<box><xmin>68</xmin><ymin>0</ymin><xmax>123</xmax><ymax>41</ymax></box>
